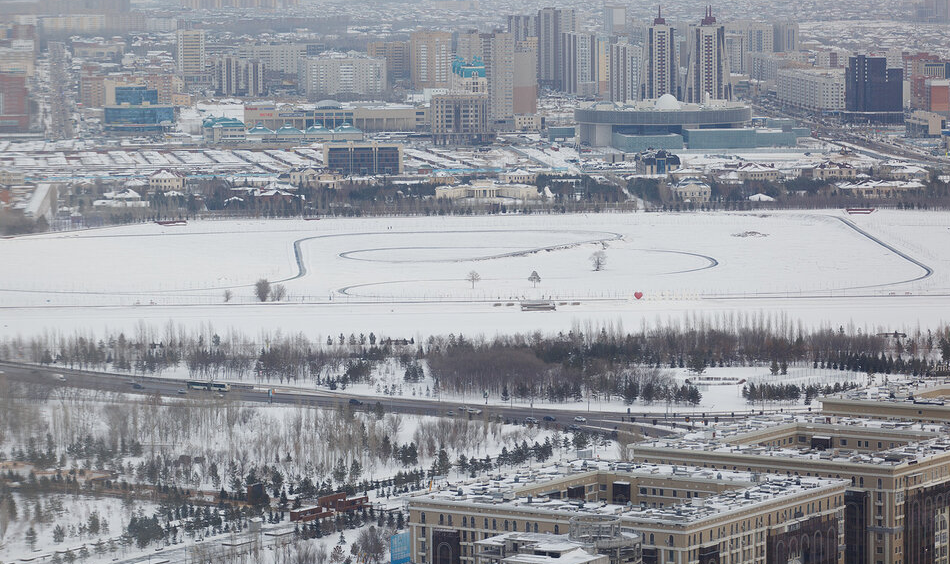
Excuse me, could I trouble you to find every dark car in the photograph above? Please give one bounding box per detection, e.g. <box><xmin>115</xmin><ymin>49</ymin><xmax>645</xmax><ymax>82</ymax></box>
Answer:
<box><xmin>348</xmin><ymin>398</ymin><xmax>363</xmax><ymax>406</ymax></box>
<box><xmin>542</xmin><ymin>415</ymin><xmax>557</xmax><ymax>422</ymax></box>
<box><xmin>131</xmin><ymin>383</ymin><xmax>144</xmax><ymax>390</ymax></box>
<box><xmin>568</xmin><ymin>424</ymin><xmax>581</xmax><ymax>432</ymax></box>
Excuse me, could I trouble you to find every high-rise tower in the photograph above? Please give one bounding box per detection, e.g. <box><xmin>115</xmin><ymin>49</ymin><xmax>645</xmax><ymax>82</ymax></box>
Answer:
<box><xmin>683</xmin><ymin>6</ymin><xmax>731</xmax><ymax>103</ymax></box>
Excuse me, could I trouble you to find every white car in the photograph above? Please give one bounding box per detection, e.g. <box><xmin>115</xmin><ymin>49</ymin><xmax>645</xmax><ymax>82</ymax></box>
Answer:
<box><xmin>573</xmin><ymin>416</ymin><xmax>587</xmax><ymax>423</ymax></box>
<box><xmin>53</xmin><ymin>373</ymin><xmax>66</xmax><ymax>381</ymax></box>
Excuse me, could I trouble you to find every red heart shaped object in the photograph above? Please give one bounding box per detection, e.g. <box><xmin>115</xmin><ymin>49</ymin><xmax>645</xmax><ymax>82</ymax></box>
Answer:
<box><xmin>634</xmin><ymin>292</ymin><xmax>643</xmax><ymax>300</ymax></box>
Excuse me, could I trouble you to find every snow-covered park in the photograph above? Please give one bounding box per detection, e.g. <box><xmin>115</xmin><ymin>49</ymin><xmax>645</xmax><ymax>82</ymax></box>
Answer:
<box><xmin>1</xmin><ymin>209</ymin><xmax>949</xmax><ymax>338</ymax></box>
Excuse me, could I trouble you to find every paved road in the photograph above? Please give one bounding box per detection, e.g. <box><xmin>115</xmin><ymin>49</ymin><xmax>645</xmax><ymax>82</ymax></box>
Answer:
<box><xmin>0</xmin><ymin>361</ymin><xmax>809</xmax><ymax>438</ymax></box>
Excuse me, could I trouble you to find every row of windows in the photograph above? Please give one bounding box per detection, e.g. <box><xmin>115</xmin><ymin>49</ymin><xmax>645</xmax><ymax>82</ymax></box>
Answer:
<box><xmin>420</xmin><ymin>512</ymin><xmax>556</xmax><ymax>534</ymax></box>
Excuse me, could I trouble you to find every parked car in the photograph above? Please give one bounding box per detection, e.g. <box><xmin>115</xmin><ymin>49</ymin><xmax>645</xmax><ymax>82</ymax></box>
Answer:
<box><xmin>524</xmin><ymin>417</ymin><xmax>539</xmax><ymax>424</ymax></box>
<box><xmin>568</xmin><ymin>424</ymin><xmax>581</xmax><ymax>432</ymax></box>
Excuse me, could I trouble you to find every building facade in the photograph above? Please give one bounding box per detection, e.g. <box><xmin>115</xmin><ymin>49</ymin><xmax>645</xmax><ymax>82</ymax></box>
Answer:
<box><xmin>431</xmin><ymin>93</ymin><xmax>492</xmax><ymax>145</ymax></box>
<box><xmin>408</xmin><ymin>462</ymin><xmax>847</xmax><ymax>564</ymax></box>
<box><xmin>176</xmin><ymin>29</ymin><xmax>207</xmax><ymax>82</ymax></box>
<box><xmin>683</xmin><ymin>8</ymin><xmax>731</xmax><ymax>103</ymax></box>
<box><xmin>298</xmin><ymin>53</ymin><xmax>386</xmax><ymax>97</ymax></box>
<box><xmin>368</xmin><ymin>40</ymin><xmax>411</xmax><ymax>84</ymax></box>
<box><xmin>777</xmin><ymin>67</ymin><xmax>846</xmax><ymax>112</ymax></box>
<box><xmin>537</xmin><ymin>7</ymin><xmax>575</xmax><ymax>90</ymax></box>
<box><xmin>0</xmin><ymin>73</ymin><xmax>30</xmax><ymax>132</ymax></box>
<box><xmin>323</xmin><ymin>142</ymin><xmax>403</xmax><ymax>176</ymax></box>
<box><xmin>410</xmin><ymin>30</ymin><xmax>453</xmax><ymax>89</ymax></box>
<box><xmin>641</xmin><ymin>11</ymin><xmax>678</xmax><ymax>101</ymax></box>
<box><xmin>845</xmin><ymin>55</ymin><xmax>904</xmax><ymax>123</ymax></box>
<box><xmin>213</xmin><ymin>56</ymin><xmax>265</xmax><ymax>97</ymax></box>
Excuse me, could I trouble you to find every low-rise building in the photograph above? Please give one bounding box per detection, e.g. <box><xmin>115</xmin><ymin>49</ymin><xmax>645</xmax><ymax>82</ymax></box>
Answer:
<box><xmin>906</xmin><ymin>110</ymin><xmax>947</xmax><ymax>138</ymax></box>
<box><xmin>202</xmin><ymin>116</ymin><xmax>246</xmax><ymax>144</ymax></box>
<box><xmin>834</xmin><ymin>179</ymin><xmax>925</xmax><ymax>198</ymax></box>
<box><xmin>149</xmin><ymin>170</ymin><xmax>185</xmax><ymax>193</ymax></box>
<box><xmin>670</xmin><ymin>177</ymin><xmax>711</xmax><ymax>203</ymax></box>
<box><xmin>288</xmin><ymin>167</ymin><xmax>343</xmax><ymax>188</ymax></box>
<box><xmin>435</xmin><ymin>180</ymin><xmax>539</xmax><ymax>201</ymax></box>
<box><xmin>797</xmin><ymin>161</ymin><xmax>857</xmax><ymax>180</ymax></box>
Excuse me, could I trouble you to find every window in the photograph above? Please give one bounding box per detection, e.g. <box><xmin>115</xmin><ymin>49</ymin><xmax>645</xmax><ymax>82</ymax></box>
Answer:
<box><xmin>421</xmin><ymin>513</ymin><xmax>426</xmax><ymax>524</ymax></box>
<box><xmin>439</xmin><ymin>514</ymin><xmax>444</xmax><ymax>525</ymax></box>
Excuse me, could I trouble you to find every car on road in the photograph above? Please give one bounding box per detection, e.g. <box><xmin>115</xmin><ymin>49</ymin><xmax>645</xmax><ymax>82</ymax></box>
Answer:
<box><xmin>573</xmin><ymin>416</ymin><xmax>587</xmax><ymax>423</ymax></box>
<box><xmin>542</xmin><ymin>415</ymin><xmax>556</xmax><ymax>422</ymax></box>
<box><xmin>177</xmin><ymin>388</ymin><xmax>186</xmax><ymax>395</ymax></box>
<box><xmin>131</xmin><ymin>382</ymin><xmax>144</xmax><ymax>390</ymax></box>
<box><xmin>568</xmin><ymin>424</ymin><xmax>581</xmax><ymax>431</ymax></box>
<box><xmin>524</xmin><ymin>416</ymin><xmax>539</xmax><ymax>424</ymax></box>
<box><xmin>466</xmin><ymin>408</ymin><xmax>483</xmax><ymax>415</ymax></box>
<box><xmin>348</xmin><ymin>398</ymin><xmax>363</xmax><ymax>406</ymax></box>
<box><xmin>446</xmin><ymin>410</ymin><xmax>455</xmax><ymax>416</ymax></box>
<box><xmin>53</xmin><ymin>373</ymin><xmax>66</xmax><ymax>381</ymax></box>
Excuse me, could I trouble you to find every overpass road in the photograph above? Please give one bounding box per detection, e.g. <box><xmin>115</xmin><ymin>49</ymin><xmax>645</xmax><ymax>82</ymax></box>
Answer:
<box><xmin>0</xmin><ymin>361</ymin><xmax>807</xmax><ymax>439</ymax></box>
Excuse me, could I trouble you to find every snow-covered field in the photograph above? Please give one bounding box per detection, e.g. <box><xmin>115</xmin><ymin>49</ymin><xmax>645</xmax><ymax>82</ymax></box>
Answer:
<box><xmin>1</xmin><ymin>210</ymin><xmax>948</xmax><ymax>339</ymax></box>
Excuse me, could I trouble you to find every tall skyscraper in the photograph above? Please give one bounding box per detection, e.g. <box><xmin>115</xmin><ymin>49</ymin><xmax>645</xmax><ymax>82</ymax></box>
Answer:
<box><xmin>772</xmin><ymin>21</ymin><xmax>799</xmax><ymax>53</ymax></box>
<box><xmin>409</xmin><ymin>30</ymin><xmax>452</xmax><ymax>89</ymax></box>
<box><xmin>176</xmin><ymin>29</ymin><xmax>207</xmax><ymax>78</ymax></box>
<box><xmin>368</xmin><ymin>40</ymin><xmax>410</xmax><ymax>84</ymax></box>
<box><xmin>603</xmin><ymin>3</ymin><xmax>627</xmax><ymax>35</ymax></box>
<box><xmin>641</xmin><ymin>7</ymin><xmax>678</xmax><ymax>100</ymax></box>
<box><xmin>845</xmin><ymin>55</ymin><xmax>903</xmax><ymax>122</ymax></box>
<box><xmin>455</xmin><ymin>29</ymin><xmax>515</xmax><ymax>124</ymax></box>
<box><xmin>609</xmin><ymin>41</ymin><xmax>640</xmax><ymax>102</ymax></box>
<box><xmin>213</xmin><ymin>56</ymin><xmax>265</xmax><ymax>97</ymax></box>
<box><xmin>480</xmin><ymin>30</ymin><xmax>515</xmax><ymax>124</ymax></box>
<box><xmin>537</xmin><ymin>7</ymin><xmax>575</xmax><ymax>90</ymax></box>
<box><xmin>513</xmin><ymin>38</ymin><xmax>538</xmax><ymax>114</ymax></box>
<box><xmin>561</xmin><ymin>31</ymin><xmax>597</xmax><ymax>96</ymax></box>
<box><xmin>507</xmin><ymin>14</ymin><xmax>537</xmax><ymax>42</ymax></box>
<box><xmin>683</xmin><ymin>7</ymin><xmax>730</xmax><ymax>103</ymax></box>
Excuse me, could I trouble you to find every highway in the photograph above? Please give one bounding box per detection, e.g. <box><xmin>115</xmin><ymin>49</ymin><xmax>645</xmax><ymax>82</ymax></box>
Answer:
<box><xmin>0</xmin><ymin>361</ymin><xmax>809</xmax><ymax>439</ymax></box>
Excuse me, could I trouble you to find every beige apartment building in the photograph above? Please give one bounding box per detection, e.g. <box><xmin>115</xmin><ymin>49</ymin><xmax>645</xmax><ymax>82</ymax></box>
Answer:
<box><xmin>628</xmin><ymin>415</ymin><xmax>950</xmax><ymax>564</ymax></box>
<box><xmin>408</xmin><ymin>462</ymin><xmax>846</xmax><ymax>564</ymax></box>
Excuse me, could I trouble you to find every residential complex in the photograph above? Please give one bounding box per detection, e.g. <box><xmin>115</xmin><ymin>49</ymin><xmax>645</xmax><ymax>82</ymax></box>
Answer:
<box><xmin>407</xmin><ymin>461</ymin><xmax>846</xmax><ymax>564</ymax></box>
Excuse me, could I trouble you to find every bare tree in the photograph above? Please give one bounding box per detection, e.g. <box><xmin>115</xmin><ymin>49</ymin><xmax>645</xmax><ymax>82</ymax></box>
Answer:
<box><xmin>466</xmin><ymin>270</ymin><xmax>481</xmax><ymax>289</ymax></box>
<box><xmin>271</xmin><ymin>284</ymin><xmax>288</xmax><ymax>301</ymax></box>
<box><xmin>590</xmin><ymin>251</ymin><xmax>607</xmax><ymax>271</ymax></box>
<box><xmin>354</xmin><ymin>527</ymin><xmax>389</xmax><ymax>564</ymax></box>
<box><xmin>223</xmin><ymin>289</ymin><xmax>233</xmax><ymax>303</ymax></box>
<box><xmin>254</xmin><ymin>279</ymin><xmax>271</xmax><ymax>302</ymax></box>
<box><xmin>528</xmin><ymin>271</ymin><xmax>541</xmax><ymax>287</ymax></box>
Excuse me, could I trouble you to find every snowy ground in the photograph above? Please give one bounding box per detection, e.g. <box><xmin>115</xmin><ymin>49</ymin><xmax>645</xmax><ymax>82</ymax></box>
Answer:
<box><xmin>0</xmin><ymin>210</ymin><xmax>948</xmax><ymax>339</ymax></box>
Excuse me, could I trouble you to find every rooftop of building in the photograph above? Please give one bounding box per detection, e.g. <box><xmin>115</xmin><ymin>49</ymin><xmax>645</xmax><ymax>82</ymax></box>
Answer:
<box><xmin>410</xmin><ymin>459</ymin><xmax>845</xmax><ymax>525</ymax></box>
<box><xmin>632</xmin><ymin>412</ymin><xmax>950</xmax><ymax>466</ymax></box>
<box><xmin>824</xmin><ymin>381</ymin><xmax>950</xmax><ymax>406</ymax></box>
<box><xmin>579</xmin><ymin>96</ymin><xmax>749</xmax><ymax>114</ymax></box>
